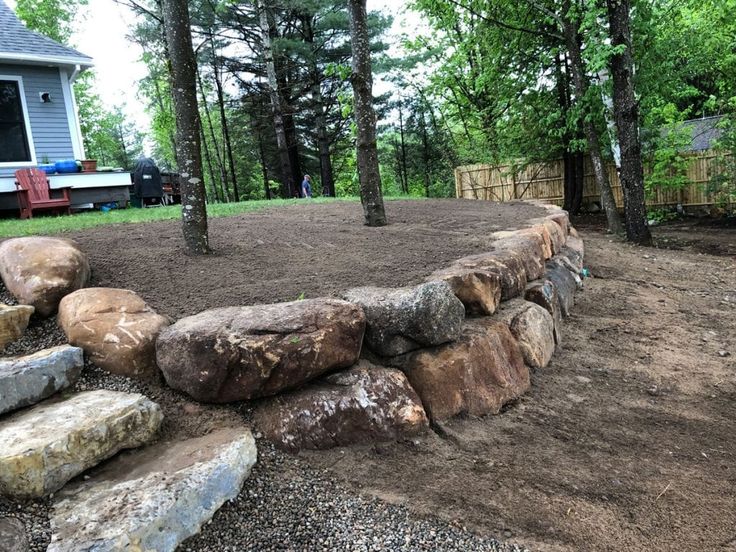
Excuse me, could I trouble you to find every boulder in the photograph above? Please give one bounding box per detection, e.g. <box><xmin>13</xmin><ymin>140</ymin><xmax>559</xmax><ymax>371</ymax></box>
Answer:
<box><xmin>343</xmin><ymin>282</ymin><xmax>464</xmax><ymax>357</ymax></box>
<box><xmin>539</xmin><ymin>218</ymin><xmax>567</xmax><ymax>254</ymax></box>
<box><xmin>48</xmin><ymin>428</ymin><xmax>256</xmax><ymax>552</ymax></box>
<box><xmin>0</xmin><ymin>345</ymin><xmax>84</xmax><ymax>415</ymax></box>
<box><xmin>546</xmin><ymin>211</ymin><xmax>570</xmax><ymax>236</ymax></box>
<box><xmin>453</xmin><ymin>250</ymin><xmax>528</xmax><ymax>301</ymax></box>
<box><xmin>491</xmin><ymin>232</ymin><xmax>546</xmax><ymax>281</ymax></box>
<box><xmin>400</xmin><ymin>320</ymin><xmax>530</xmax><ymax>421</ymax></box>
<box><xmin>0</xmin><ymin>237</ymin><xmax>90</xmax><ymax>317</ymax></box>
<box><xmin>0</xmin><ymin>390</ymin><xmax>162</xmax><ymax>498</ymax></box>
<box><xmin>0</xmin><ymin>518</ymin><xmax>28</xmax><ymax>552</ymax></box>
<box><xmin>496</xmin><ymin>299</ymin><xmax>555</xmax><ymax>369</ymax></box>
<box><xmin>566</xmin><ymin>234</ymin><xmax>584</xmax><ymax>260</ymax></box>
<box><xmin>520</xmin><ymin>224</ymin><xmax>554</xmax><ymax>259</ymax></box>
<box><xmin>426</xmin><ymin>266</ymin><xmax>501</xmax><ymax>315</ymax></box>
<box><xmin>58</xmin><ymin>288</ymin><xmax>169</xmax><ymax>381</ymax></box>
<box><xmin>545</xmin><ymin>260</ymin><xmax>578</xmax><ymax>317</ymax></box>
<box><xmin>524</xmin><ymin>281</ymin><xmax>563</xmax><ymax>345</ymax></box>
<box><xmin>557</xmin><ymin>247</ymin><xmax>584</xmax><ymax>275</ymax></box>
<box><xmin>0</xmin><ymin>304</ymin><xmax>34</xmax><ymax>351</ymax></box>
<box><xmin>156</xmin><ymin>298</ymin><xmax>366</xmax><ymax>403</ymax></box>
<box><xmin>254</xmin><ymin>361</ymin><xmax>428</xmax><ymax>451</ymax></box>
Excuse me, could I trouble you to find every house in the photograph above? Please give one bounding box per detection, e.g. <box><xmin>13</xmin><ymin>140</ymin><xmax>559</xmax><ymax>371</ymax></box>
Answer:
<box><xmin>0</xmin><ymin>0</ymin><xmax>130</xmax><ymax>212</ymax></box>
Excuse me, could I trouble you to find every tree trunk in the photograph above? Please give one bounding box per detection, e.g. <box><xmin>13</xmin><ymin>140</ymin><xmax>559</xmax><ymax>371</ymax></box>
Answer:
<box><xmin>573</xmin><ymin>151</ymin><xmax>585</xmax><ymax>214</ymax></box>
<box><xmin>161</xmin><ymin>0</ymin><xmax>209</xmax><ymax>254</ymax></box>
<box><xmin>562</xmin><ymin>2</ymin><xmax>623</xmax><ymax>234</ymax></box>
<box><xmin>200</xmin><ymin>125</ymin><xmax>219</xmax><ymax>202</ymax></box>
<box><xmin>348</xmin><ymin>0</ymin><xmax>387</xmax><ymax>226</ymax></box>
<box><xmin>302</xmin><ymin>14</ymin><xmax>335</xmax><ymax>197</ymax></box>
<box><xmin>607</xmin><ymin>0</ymin><xmax>652</xmax><ymax>245</ymax></box>
<box><xmin>258</xmin><ymin>1</ymin><xmax>294</xmax><ymax>199</ymax></box>
<box><xmin>420</xmin><ymin>107</ymin><xmax>431</xmax><ymax>198</ymax></box>
<box><xmin>210</xmin><ymin>42</ymin><xmax>240</xmax><ymax>202</ymax></box>
<box><xmin>197</xmin><ymin>68</ymin><xmax>228</xmax><ymax>202</ymax></box>
<box><xmin>256</xmin><ymin>128</ymin><xmax>271</xmax><ymax>200</ymax></box>
<box><xmin>398</xmin><ymin>97</ymin><xmax>409</xmax><ymax>194</ymax></box>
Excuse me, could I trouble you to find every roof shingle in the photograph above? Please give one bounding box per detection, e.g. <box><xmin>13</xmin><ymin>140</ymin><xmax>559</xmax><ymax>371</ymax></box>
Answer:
<box><xmin>0</xmin><ymin>0</ymin><xmax>92</xmax><ymax>64</ymax></box>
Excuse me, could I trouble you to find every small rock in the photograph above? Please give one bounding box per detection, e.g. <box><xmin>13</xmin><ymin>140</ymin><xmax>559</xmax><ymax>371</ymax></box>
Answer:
<box><xmin>718</xmin><ymin>350</ymin><xmax>730</xmax><ymax>357</ymax></box>
<box><xmin>0</xmin><ymin>517</ymin><xmax>28</xmax><ymax>552</ymax></box>
<box><xmin>0</xmin><ymin>304</ymin><xmax>35</xmax><ymax>351</ymax></box>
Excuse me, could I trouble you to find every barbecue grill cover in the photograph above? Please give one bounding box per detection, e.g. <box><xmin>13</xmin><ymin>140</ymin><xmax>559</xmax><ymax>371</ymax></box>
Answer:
<box><xmin>133</xmin><ymin>157</ymin><xmax>163</xmax><ymax>198</ymax></box>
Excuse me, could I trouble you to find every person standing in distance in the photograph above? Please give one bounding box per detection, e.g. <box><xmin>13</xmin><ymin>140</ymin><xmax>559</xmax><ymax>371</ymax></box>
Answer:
<box><xmin>301</xmin><ymin>174</ymin><xmax>313</xmax><ymax>198</ymax></box>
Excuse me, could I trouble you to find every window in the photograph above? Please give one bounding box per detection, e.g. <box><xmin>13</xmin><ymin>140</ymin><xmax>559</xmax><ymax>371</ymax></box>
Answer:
<box><xmin>0</xmin><ymin>78</ymin><xmax>33</xmax><ymax>164</ymax></box>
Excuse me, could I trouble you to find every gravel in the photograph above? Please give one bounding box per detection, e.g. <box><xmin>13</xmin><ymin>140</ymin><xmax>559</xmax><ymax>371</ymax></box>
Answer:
<box><xmin>1</xmin><ymin>281</ymin><xmax>528</xmax><ymax>552</ymax></box>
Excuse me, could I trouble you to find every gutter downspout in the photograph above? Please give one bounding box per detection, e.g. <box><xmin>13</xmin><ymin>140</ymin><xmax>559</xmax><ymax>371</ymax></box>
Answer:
<box><xmin>68</xmin><ymin>64</ymin><xmax>86</xmax><ymax>159</ymax></box>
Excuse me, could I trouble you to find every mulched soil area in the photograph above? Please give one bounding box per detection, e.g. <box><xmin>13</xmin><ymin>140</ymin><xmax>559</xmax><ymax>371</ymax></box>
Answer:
<box><xmin>65</xmin><ymin>199</ymin><xmax>546</xmax><ymax>319</ymax></box>
<box><xmin>2</xmin><ymin>201</ymin><xmax>734</xmax><ymax>551</ymax></box>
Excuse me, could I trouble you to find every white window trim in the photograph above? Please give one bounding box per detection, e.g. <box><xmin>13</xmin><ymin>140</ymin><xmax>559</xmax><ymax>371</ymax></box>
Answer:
<box><xmin>59</xmin><ymin>67</ymin><xmax>85</xmax><ymax>159</ymax></box>
<box><xmin>0</xmin><ymin>74</ymin><xmax>37</xmax><ymax>168</ymax></box>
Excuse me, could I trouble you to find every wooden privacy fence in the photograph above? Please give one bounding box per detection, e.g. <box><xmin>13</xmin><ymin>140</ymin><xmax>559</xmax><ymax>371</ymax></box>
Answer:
<box><xmin>454</xmin><ymin>151</ymin><xmax>732</xmax><ymax>210</ymax></box>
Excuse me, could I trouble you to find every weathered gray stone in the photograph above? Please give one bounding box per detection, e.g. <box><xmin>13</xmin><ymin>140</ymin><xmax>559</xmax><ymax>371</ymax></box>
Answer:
<box><xmin>496</xmin><ymin>299</ymin><xmax>555</xmax><ymax>369</ymax></box>
<box><xmin>0</xmin><ymin>390</ymin><xmax>162</xmax><ymax>498</ymax></box>
<box><xmin>545</xmin><ymin>260</ymin><xmax>578</xmax><ymax>317</ymax></box>
<box><xmin>58</xmin><ymin>288</ymin><xmax>170</xmax><ymax>381</ymax></box>
<box><xmin>400</xmin><ymin>320</ymin><xmax>529</xmax><ymax>421</ymax></box>
<box><xmin>48</xmin><ymin>428</ymin><xmax>256</xmax><ymax>552</ymax></box>
<box><xmin>0</xmin><ymin>518</ymin><xmax>28</xmax><ymax>552</ymax></box>
<box><xmin>255</xmin><ymin>361</ymin><xmax>428</xmax><ymax>451</ymax></box>
<box><xmin>426</xmin><ymin>266</ymin><xmax>501</xmax><ymax>315</ymax></box>
<box><xmin>525</xmin><ymin>281</ymin><xmax>563</xmax><ymax>345</ymax></box>
<box><xmin>343</xmin><ymin>282</ymin><xmax>464</xmax><ymax>357</ymax></box>
<box><xmin>156</xmin><ymin>298</ymin><xmax>366</xmax><ymax>403</ymax></box>
<box><xmin>0</xmin><ymin>345</ymin><xmax>83</xmax><ymax>415</ymax></box>
<box><xmin>0</xmin><ymin>237</ymin><xmax>90</xmax><ymax>317</ymax></box>
<box><xmin>0</xmin><ymin>304</ymin><xmax>34</xmax><ymax>351</ymax></box>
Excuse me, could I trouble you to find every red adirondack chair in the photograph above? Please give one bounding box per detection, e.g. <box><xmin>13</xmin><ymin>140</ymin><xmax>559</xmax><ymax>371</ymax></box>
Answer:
<box><xmin>15</xmin><ymin>168</ymin><xmax>71</xmax><ymax>219</ymax></box>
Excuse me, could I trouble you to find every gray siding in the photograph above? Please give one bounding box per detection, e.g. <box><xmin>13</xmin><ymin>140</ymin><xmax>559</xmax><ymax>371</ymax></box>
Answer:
<box><xmin>0</xmin><ymin>63</ymin><xmax>74</xmax><ymax>176</ymax></box>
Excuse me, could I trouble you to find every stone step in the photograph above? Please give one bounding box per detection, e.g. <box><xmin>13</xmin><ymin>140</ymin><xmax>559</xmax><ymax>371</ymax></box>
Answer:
<box><xmin>48</xmin><ymin>427</ymin><xmax>257</xmax><ymax>552</ymax></box>
<box><xmin>0</xmin><ymin>345</ymin><xmax>84</xmax><ymax>415</ymax></box>
<box><xmin>0</xmin><ymin>390</ymin><xmax>162</xmax><ymax>498</ymax></box>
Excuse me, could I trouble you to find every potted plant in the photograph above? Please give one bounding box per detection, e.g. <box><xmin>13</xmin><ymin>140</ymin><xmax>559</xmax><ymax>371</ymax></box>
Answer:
<box><xmin>80</xmin><ymin>159</ymin><xmax>98</xmax><ymax>172</ymax></box>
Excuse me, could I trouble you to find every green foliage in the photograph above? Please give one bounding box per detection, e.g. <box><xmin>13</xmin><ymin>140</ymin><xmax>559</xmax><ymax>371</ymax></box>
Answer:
<box><xmin>14</xmin><ymin>0</ymin><xmax>86</xmax><ymax>43</ymax></box>
<box><xmin>708</xmin><ymin>105</ymin><xmax>736</xmax><ymax>208</ymax></box>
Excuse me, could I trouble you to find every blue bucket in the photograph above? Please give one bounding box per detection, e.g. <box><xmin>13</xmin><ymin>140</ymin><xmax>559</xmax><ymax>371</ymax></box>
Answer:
<box><xmin>55</xmin><ymin>160</ymin><xmax>79</xmax><ymax>174</ymax></box>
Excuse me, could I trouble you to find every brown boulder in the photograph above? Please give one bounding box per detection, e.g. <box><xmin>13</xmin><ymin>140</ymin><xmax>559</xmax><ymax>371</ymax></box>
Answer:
<box><xmin>0</xmin><ymin>304</ymin><xmax>34</xmax><ymax>350</ymax></box>
<box><xmin>401</xmin><ymin>320</ymin><xmax>530</xmax><ymax>421</ymax></box>
<box><xmin>525</xmin><ymin>281</ymin><xmax>563</xmax><ymax>345</ymax></box>
<box><xmin>546</xmin><ymin>211</ymin><xmax>570</xmax><ymax>236</ymax></box>
<box><xmin>491</xmin><ymin>232</ymin><xmax>546</xmax><ymax>281</ymax></box>
<box><xmin>58</xmin><ymin>288</ymin><xmax>169</xmax><ymax>381</ymax></box>
<box><xmin>518</xmin><ymin>225</ymin><xmax>553</xmax><ymax>259</ymax></box>
<box><xmin>496</xmin><ymin>299</ymin><xmax>555</xmax><ymax>369</ymax></box>
<box><xmin>0</xmin><ymin>237</ymin><xmax>90</xmax><ymax>317</ymax></box>
<box><xmin>453</xmin><ymin>250</ymin><xmax>528</xmax><ymax>301</ymax></box>
<box><xmin>426</xmin><ymin>267</ymin><xmax>501</xmax><ymax>315</ymax></box>
<box><xmin>254</xmin><ymin>361</ymin><xmax>428</xmax><ymax>451</ymax></box>
<box><xmin>156</xmin><ymin>298</ymin><xmax>366</xmax><ymax>403</ymax></box>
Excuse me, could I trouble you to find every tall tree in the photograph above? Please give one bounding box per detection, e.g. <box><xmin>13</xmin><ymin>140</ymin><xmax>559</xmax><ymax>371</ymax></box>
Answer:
<box><xmin>348</xmin><ymin>0</ymin><xmax>387</xmax><ymax>226</ymax></box>
<box><xmin>607</xmin><ymin>0</ymin><xmax>652</xmax><ymax>244</ymax></box>
<box><xmin>161</xmin><ymin>0</ymin><xmax>210</xmax><ymax>253</ymax></box>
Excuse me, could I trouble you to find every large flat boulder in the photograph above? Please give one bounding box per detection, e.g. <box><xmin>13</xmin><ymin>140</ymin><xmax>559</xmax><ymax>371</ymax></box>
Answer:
<box><xmin>58</xmin><ymin>288</ymin><xmax>169</xmax><ymax>381</ymax></box>
<box><xmin>0</xmin><ymin>345</ymin><xmax>83</xmax><ymax>415</ymax></box>
<box><xmin>426</xmin><ymin>266</ymin><xmax>501</xmax><ymax>315</ymax></box>
<box><xmin>491</xmin><ymin>232</ymin><xmax>546</xmax><ymax>281</ymax></box>
<box><xmin>254</xmin><ymin>361</ymin><xmax>428</xmax><ymax>451</ymax></box>
<box><xmin>0</xmin><ymin>390</ymin><xmax>162</xmax><ymax>498</ymax></box>
<box><xmin>343</xmin><ymin>282</ymin><xmax>464</xmax><ymax>357</ymax></box>
<box><xmin>48</xmin><ymin>428</ymin><xmax>256</xmax><ymax>552</ymax></box>
<box><xmin>0</xmin><ymin>237</ymin><xmax>90</xmax><ymax>317</ymax></box>
<box><xmin>156</xmin><ymin>298</ymin><xmax>366</xmax><ymax>403</ymax></box>
<box><xmin>400</xmin><ymin>320</ymin><xmax>530</xmax><ymax>421</ymax></box>
<box><xmin>0</xmin><ymin>304</ymin><xmax>34</xmax><ymax>351</ymax></box>
<box><xmin>496</xmin><ymin>299</ymin><xmax>555</xmax><ymax>369</ymax></box>
<box><xmin>453</xmin><ymin>250</ymin><xmax>528</xmax><ymax>301</ymax></box>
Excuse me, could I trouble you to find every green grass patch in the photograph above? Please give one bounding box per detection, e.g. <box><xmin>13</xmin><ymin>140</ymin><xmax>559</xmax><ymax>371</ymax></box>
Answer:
<box><xmin>0</xmin><ymin>197</ymin><xmax>353</xmax><ymax>238</ymax></box>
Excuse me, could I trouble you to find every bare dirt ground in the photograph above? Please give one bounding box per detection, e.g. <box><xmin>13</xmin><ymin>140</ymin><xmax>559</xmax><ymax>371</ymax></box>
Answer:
<box><xmin>303</xmin><ymin>215</ymin><xmax>736</xmax><ymax>551</ymax></box>
<box><xmin>2</xmin><ymin>201</ymin><xmax>734</xmax><ymax>551</ymax></box>
<box><xmin>69</xmin><ymin>199</ymin><xmax>545</xmax><ymax>319</ymax></box>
